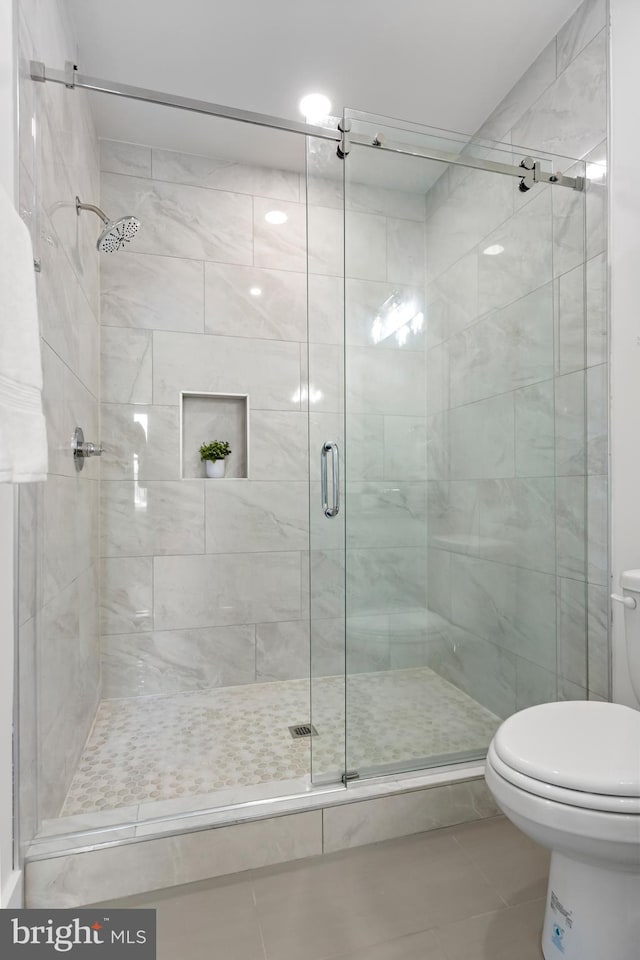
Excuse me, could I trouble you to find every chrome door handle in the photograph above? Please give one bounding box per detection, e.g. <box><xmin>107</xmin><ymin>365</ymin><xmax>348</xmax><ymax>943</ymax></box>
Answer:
<box><xmin>321</xmin><ymin>441</ymin><xmax>340</xmax><ymax>518</ymax></box>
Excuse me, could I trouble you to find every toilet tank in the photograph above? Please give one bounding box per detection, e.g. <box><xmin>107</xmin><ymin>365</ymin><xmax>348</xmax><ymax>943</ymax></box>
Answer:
<box><xmin>621</xmin><ymin>570</ymin><xmax>640</xmax><ymax>703</ymax></box>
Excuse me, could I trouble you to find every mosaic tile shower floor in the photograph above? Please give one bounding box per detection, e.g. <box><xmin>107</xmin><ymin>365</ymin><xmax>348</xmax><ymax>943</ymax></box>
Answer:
<box><xmin>60</xmin><ymin>668</ymin><xmax>500</xmax><ymax>817</ymax></box>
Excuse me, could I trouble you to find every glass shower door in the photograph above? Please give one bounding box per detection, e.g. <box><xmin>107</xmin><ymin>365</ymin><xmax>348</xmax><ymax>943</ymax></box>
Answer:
<box><xmin>342</xmin><ymin>110</ymin><xmax>589</xmax><ymax>780</ymax></box>
<box><xmin>306</xmin><ymin>131</ymin><xmax>347</xmax><ymax>784</ymax></box>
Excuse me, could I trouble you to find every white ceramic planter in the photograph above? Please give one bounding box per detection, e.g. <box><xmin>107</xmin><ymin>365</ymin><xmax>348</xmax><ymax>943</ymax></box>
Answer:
<box><xmin>205</xmin><ymin>459</ymin><xmax>226</xmax><ymax>478</ymax></box>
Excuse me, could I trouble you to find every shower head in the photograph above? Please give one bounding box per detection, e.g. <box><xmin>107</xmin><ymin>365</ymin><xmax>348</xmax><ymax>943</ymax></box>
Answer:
<box><xmin>75</xmin><ymin>196</ymin><xmax>141</xmax><ymax>253</ymax></box>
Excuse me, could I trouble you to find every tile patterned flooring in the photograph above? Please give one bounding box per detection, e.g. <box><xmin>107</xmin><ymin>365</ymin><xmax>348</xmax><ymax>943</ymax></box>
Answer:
<box><xmin>100</xmin><ymin>816</ymin><xmax>549</xmax><ymax>960</ymax></box>
<box><xmin>61</xmin><ymin>668</ymin><xmax>500</xmax><ymax>817</ymax></box>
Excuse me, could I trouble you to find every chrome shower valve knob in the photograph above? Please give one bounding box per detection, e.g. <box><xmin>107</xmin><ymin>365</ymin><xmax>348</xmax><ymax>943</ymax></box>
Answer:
<box><xmin>72</xmin><ymin>426</ymin><xmax>103</xmax><ymax>471</ymax></box>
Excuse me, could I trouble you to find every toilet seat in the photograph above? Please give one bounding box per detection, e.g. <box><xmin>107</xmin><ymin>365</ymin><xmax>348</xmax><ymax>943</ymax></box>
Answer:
<box><xmin>487</xmin><ymin>742</ymin><xmax>640</xmax><ymax>813</ymax></box>
<box><xmin>491</xmin><ymin>701</ymin><xmax>640</xmax><ymax>806</ymax></box>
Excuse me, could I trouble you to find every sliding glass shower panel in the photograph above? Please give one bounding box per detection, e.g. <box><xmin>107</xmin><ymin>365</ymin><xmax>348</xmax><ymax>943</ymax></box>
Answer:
<box><xmin>342</xmin><ymin>109</ymin><xmax>589</xmax><ymax>779</ymax></box>
<box><xmin>306</xmin><ymin>132</ymin><xmax>347</xmax><ymax>784</ymax></box>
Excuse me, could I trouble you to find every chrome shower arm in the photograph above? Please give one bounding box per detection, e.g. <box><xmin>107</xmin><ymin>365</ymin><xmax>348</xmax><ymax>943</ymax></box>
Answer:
<box><xmin>75</xmin><ymin>196</ymin><xmax>109</xmax><ymax>224</ymax></box>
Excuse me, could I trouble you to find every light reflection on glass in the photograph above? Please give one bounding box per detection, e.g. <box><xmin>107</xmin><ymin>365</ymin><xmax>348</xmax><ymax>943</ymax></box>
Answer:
<box><xmin>133</xmin><ymin>412</ymin><xmax>148</xmax><ymax>510</ymax></box>
<box><xmin>291</xmin><ymin>385</ymin><xmax>323</xmax><ymax>404</ymax></box>
<box><xmin>371</xmin><ymin>293</ymin><xmax>423</xmax><ymax>346</ymax></box>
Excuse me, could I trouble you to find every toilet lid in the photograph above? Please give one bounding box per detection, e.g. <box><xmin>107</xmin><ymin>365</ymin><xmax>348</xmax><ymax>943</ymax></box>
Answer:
<box><xmin>493</xmin><ymin>701</ymin><xmax>640</xmax><ymax>797</ymax></box>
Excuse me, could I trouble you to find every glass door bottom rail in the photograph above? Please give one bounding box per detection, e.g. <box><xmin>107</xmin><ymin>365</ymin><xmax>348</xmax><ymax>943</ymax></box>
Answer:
<box><xmin>49</xmin><ymin>667</ymin><xmax>499</xmax><ymax>824</ymax></box>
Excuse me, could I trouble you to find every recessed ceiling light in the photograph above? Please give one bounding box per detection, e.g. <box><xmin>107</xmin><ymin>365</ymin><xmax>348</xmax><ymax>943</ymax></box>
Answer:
<box><xmin>249</xmin><ymin>287</ymin><xmax>262</xmax><ymax>297</ymax></box>
<box><xmin>299</xmin><ymin>93</ymin><xmax>332</xmax><ymax>123</ymax></box>
<box><xmin>265</xmin><ymin>210</ymin><xmax>288</xmax><ymax>225</ymax></box>
<box><xmin>483</xmin><ymin>244</ymin><xmax>505</xmax><ymax>256</ymax></box>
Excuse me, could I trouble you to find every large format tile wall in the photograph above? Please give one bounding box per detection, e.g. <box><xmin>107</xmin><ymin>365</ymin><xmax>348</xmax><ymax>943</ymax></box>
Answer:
<box><xmin>423</xmin><ymin>0</ymin><xmax>609</xmax><ymax>715</ymax></box>
<box><xmin>17</xmin><ymin>0</ymin><xmax>101</xmax><ymax>834</ymax></box>
<box><xmin>99</xmin><ymin>139</ymin><xmax>426</xmax><ymax>699</ymax></box>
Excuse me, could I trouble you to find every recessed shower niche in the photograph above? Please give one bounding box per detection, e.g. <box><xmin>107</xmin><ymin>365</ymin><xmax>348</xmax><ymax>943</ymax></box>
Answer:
<box><xmin>180</xmin><ymin>392</ymin><xmax>249</xmax><ymax>479</ymax></box>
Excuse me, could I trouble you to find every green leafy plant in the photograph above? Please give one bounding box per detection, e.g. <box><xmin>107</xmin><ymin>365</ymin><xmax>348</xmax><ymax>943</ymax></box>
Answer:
<box><xmin>200</xmin><ymin>440</ymin><xmax>231</xmax><ymax>462</ymax></box>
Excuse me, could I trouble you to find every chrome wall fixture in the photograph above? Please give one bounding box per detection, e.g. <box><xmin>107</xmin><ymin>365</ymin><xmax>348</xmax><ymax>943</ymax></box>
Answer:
<box><xmin>30</xmin><ymin>61</ymin><xmax>585</xmax><ymax>192</ymax></box>
<box><xmin>72</xmin><ymin>427</ymin><xmax>103</xmax><ymax>471</ymax></box>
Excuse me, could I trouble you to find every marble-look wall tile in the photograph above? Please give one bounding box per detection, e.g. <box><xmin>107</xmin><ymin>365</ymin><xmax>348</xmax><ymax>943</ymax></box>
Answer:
<box><xmin>552</xmin><ymin>172</ymin><xmax>586</xmax><ymax>278</ymax></box>
<box><xmin>100</xmin><ymin>140</ymin><xmax>151</xmax><ymax>177</ymax></box>
<box><xmin>426</xmin><ymin>626</ymin><xmax>517</xmax><ymax>718</ymax></box>
<box><xmin>556</xmin><ymin>476</ymin><xmax>587</xmax><ymax>580</ymax></box>
<box><xmin>253</xmin><ymin>196</ymin><xmax>306</xmax><ymax>272</ymax></box>
<box><xmin>587</xmin><ymin>582</ymin><xmax>610</xmax><ymax>698</ymax></box>
<box><xmin>41</xmin><ymin>342</ymin><xmax>99</xmax><ymax>480</ymax></box>
<box><xmin>556</xmin><ymin>263</ymin><xmax>586</xmax><ymax>376</ymax></box>
<box><xmin>100</xmin><ymin>172</ymin><xmax>254</xmax><ymax>263</ymax></box>
<box><xmin>386</xmin><ymin>218</ymin><xmax>425</xmax><ymax>285</ymax></box>
<box><xmin>154</xmin><ymin>552</ymin><xmax>303</xmax><ymax>630</ymax></box>
<box><xmin>308</xmin><ymin>204</ymin><xmax>344</xmax><ymax>277</ymax></box>
<box><xmin>101</xmin><ymin>481</ymin><xmax>205</xmax><ymax>557</ymax></box>
<box><xmin>449</xmin><ymin>395</ymin><xmax>515</xmax><ymax>480</ymax></box>
<box><xmin>101</xmin><ymin>327</ymin><xmax>153</xmax><ymax>404</ymax></box>
<box><xmin>425</xmin><ymin>168</ymin><xmax>513</xmax><ymax>279</ymax></box>
<box><xmin>426</xmin><ymin>342</ymin><xmax>449</xmax><ymax>416</ymax></box>
<box><xmin>587</xmin><ymin>474</ymin><xmax>607</xmax><ymax>586</ymax></box>
<box><xmin>384</xmin><ymin>416</ymin><xmax>427</xmax><ymax>481</ymax></box>
<box><xmin>586</xmin><ymin>252</ymin><xmax>607</xmax><ymax>367</ymax></box>
<box><xmin>38</xmin><ymin>565</ymin><xmax>100</xmax><ymax>821</ymax></box>
<box><xmin>101</xmin><ymin>403</ymin><xmax>180</xmax><ymax>481</ymax></box>
<box><xmin>205</xmin><ymin>262</ymin><xmax>306</xmax><ymax>342</ymax></box>
<box><xmin>152</xmin><ymin>148</ymin><xmax>300</xmax><ymax>202</ymax></box>
<box><xmin>478</xmin><ymin>188</ymin><xmax>552</xmax><ymax>315</ymax></box>
<box><xmin>514</xmin><ymin>657</ymin><xmax>557</xmax><ymax>710</ymax></box>
<box><xmin>344</xmin><ymin>414</ymin><xmax>384</xmax><ymax>481</ymax></box>
<box><xmin>511</xmin><ymin>30</ymin><xmax>607</xmax><ymax>161</ymax></box>
<box><xmin>426</xmin><ymin>251</ymin><xmax>478</xmax><ymax>348</ymax></box>
<box><xmin>427</xmin><ymin>548</ymin><xmax>452</xmax><ymax>621</ymax></box>
<box><xmin>311</xmin><ymin>616</ymin><xmax>345</xmax><ymax>678</ymax></box>
<box><xmin>555</xmin><ymin>370</ymin><xmax>586</xmax><ymax>476</ymax></box>
<box><xmin>436</xmin><ymin>478</ymin><xmax>556</xmax><ymax>574</ymax></box>
<box><xmin>102</xmin><ymin>625</ymin><xmax>256</xmax><ymax>697</ymax></box>
<box><xmin>256</xmin><ymin>620</ymin><xmax>310</xmax><ymax>682</ymax></box>
<box><xmin>346</xmin><ymin>483</ymin><xmax>427</xmax><ymax>550</ymax></box>
<box><xmin>557</xmin><ymin>0</ymin><xmax>607</xmax><ymax>74</ymax></box>
<box><xmin>587</xmin><ymin>363</ymin><xmax>608</xmax><ymax>475</ymax></box>
<box><xmin>347</xmin><ymin>615</ymin><xmax>391</xmax><ymax>673</ymax></box>
<box><xmin>26</xmin><ymin>811</ymin><xmax>322</xmax><ymax>908</ymax></box>
<box><xmin>250</xmin><ymin>410</ymin><xmax>308</xmax><ymax>481</ymax></box>
<box><xmin>347</xmin><ymin>547</ymin><xmax>427</xmax><ymax>617</ymax></box>
<box><xmin>514</xmin><ymin>380</ymin><xmax>555</xmax><ymax>478</ymax></box>
<box><xmin>449</xmin><ymin>284</ymin><xmax>554</xmax><ymax>407</ymax></box>
<box><xmin>307</xmin><ymin>342</ymin><xmax>344</xmax><ymax>413</ymax></box>
<box><xmin>346</xmin><ymin>278</ymin><xmax>425</xmax><ymax>350</ymax></box>
<box><xmin>450</xmin><ymin>554</ymin><xmax>556</xmax><ymax>670</ymax></box>
<box><xmin>557</xmin><ymin>577</ymin><xmax>588</xmax><ymax>687</ymax></box>
<box><xmin>585</xmin><ymin>141</ymin><xmax>607</xmax><ymax>260</ymax></box>
<box><xmin>153</xmin><ymin>331</ymin><xmax>301</xmax><ymax>410</ymax></box>
<box><xmin>308</xmin><ymin>274</ymin><xmax>344</xmax><ymax>346</ymax></box>
<box><xmin>347</xmin><ymin>346</ymin><xmax>426</xmax><ymax>417</ymax></box>
<box><xmin>344</xmin><ymin>210</ymin><xmax>386</xmax><ymax>281</ymax></box>
<box><xmin>475</xmin><ymin>39</ymin><xmax>557</xmax><ymax>144</ymax></box>
<box><xmin>101</xmin><ymin>252</ymin><xmax>204</xmax><ymax>333</ymax></box>
<box><xmin>36</xmin><ymin>213</ymin><xmax>100</xmax><ymax>395</ymax></box>
<box><xmin>100</xmin><ymin>557</ymin><xmax>154</xmax><ymax>635</ymax></box>
<box><xmin>427</xmin><ymin>412</ymin><xmax>449</xmax><ymax>482</ymax></box>
<box><xmin>205</xmin><ymin>481</ymin><xmax>308</xmax><ymax>553</ymax></box>
<box><xmin>42</xmin><ymin>476</ymin><xmax>98</xmax><ymax>605</ymax></box>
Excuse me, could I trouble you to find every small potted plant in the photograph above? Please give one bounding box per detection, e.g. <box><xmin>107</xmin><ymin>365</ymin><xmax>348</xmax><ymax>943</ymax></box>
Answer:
<box><xmin>200</xmin><ymin>440</ymin><xmax>231</xmax><ymax>478</ymax></box>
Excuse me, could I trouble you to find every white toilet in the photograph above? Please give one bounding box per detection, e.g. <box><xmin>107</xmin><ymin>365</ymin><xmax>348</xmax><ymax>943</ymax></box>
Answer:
<box><xmin>485</xmin><ymin>570</ymin><xmax>640</xmax><ymax>960</ymax></box>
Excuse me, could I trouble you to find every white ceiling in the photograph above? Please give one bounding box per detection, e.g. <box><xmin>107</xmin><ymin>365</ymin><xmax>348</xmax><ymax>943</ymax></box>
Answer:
<box><xmin>66</xmin><ymin>0</ymin><xmax>581</xmax><ymax>184</ymax></box>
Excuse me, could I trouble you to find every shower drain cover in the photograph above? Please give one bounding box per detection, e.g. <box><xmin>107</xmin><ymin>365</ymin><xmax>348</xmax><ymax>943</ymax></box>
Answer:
<box><xmin>289</xmin><ymin>723</ymin><xmax>318</xmax><ymax>739</ymax></box>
